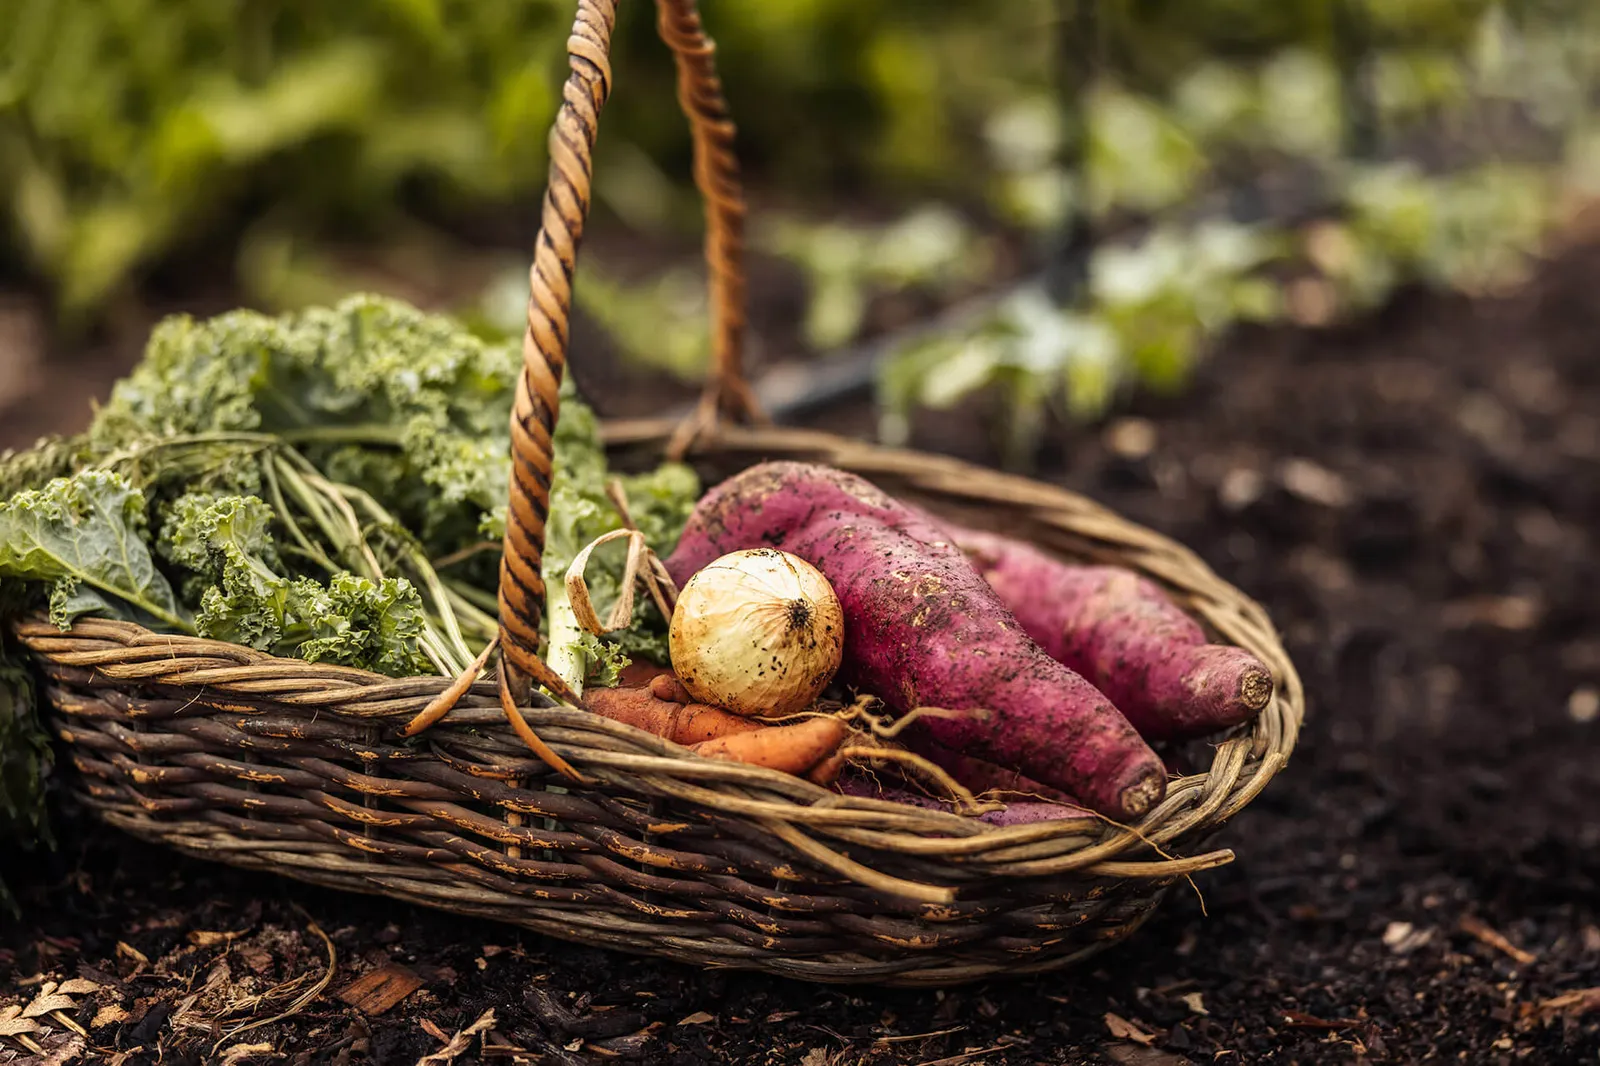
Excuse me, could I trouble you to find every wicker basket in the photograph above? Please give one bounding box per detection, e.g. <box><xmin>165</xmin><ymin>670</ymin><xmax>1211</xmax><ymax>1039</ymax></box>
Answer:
<box><xmin>20</xmin><ymin>0</ymin><xmax>1302</xmax><ymax>986</ymax></box>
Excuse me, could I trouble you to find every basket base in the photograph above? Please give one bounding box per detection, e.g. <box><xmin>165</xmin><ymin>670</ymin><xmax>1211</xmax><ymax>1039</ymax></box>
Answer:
<box><xmin>85</xmin><ymin>797</ymin><xmax>1170</xmax><ymax>987</ymax></box>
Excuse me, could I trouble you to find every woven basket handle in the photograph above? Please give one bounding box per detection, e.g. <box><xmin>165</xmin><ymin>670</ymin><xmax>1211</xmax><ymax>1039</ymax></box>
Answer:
<box><xmin>499</xmin><ymin>0</ymin><xmax>758</xmax><ymax>694</ymax></box>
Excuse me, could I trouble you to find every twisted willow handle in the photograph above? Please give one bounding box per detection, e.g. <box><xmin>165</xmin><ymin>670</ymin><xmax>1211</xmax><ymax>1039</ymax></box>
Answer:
<box><xmin>499</xmin><ymin>0</ymin><xmax>757</xmax><ymax>696</ymax></box>
<box><xmin>657</xmin><ymin>0</ymin><xmax>764</xmax><ymax>451</ymax></box>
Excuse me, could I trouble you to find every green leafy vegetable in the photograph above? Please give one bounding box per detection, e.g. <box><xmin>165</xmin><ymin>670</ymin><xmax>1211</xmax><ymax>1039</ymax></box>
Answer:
<box><xmin>0</xmin><ymin>471</ymin><xmax>188</xmax><ymax>632</ymax></box>
<box><xmin>156</xmin><ymin>491</ymin><xmax>431</xmax><ymax>675</ymax></box>
<box><xmin>92</xmin><ymin>293</ymin><xmax>522</xmax><ymax>558</ymax></box>
<box><xmin>294</xmin><ymin>574</ymin><xmax>432</xmax><ymax>678</ymax></box>
<box><xmin>0</xmin><ymin>295</ymin><xmax>697</xmax><ymax>689</ymax></box>
<box><xmin>0</xmin><ymin>436</ymin><xmax>98</xmax><ymax>500</ymax></box>
<box><xmin>158</xmin><ymin>492</ymin><xmax>283</xmax><ymax>604</ymax></box>
<box><xmin>543</xmin><ymin>385</ymin><xmax>699</xmax><ymax>694</ymax></box>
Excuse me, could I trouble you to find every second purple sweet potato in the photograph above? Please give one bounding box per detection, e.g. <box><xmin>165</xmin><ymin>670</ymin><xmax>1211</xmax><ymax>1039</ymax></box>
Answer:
<box><xmin>951</xmin><ymin>526</ymin><xmax>1274</xmax><ymax>741</ymax></box>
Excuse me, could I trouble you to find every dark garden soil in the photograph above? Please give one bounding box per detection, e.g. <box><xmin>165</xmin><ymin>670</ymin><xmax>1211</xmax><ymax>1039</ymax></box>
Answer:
<box><xmin>3</xmin><ymin>237</ymin><xmax>1600</xmax><ymax>1065</ymax></box>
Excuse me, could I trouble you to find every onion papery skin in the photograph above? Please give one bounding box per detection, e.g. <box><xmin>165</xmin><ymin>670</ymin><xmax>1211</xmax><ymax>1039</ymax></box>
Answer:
<box><xmin>669</xmin><ymin>548</ymin><xmax>845</xmax><ymax>718</ymax></box>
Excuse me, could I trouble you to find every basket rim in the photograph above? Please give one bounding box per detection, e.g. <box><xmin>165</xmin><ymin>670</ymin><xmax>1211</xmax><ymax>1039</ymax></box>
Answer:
<box><xmin>22</xmin><ymin>423</ymin><xmax>1302</xmax><ymax>905</ymax></box>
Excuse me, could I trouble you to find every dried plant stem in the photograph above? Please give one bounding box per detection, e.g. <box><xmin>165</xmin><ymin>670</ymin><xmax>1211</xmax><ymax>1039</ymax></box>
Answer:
<box><xmin>404</xmin><ymin>636</ymin><xmax>499</xmax><ymax>736</ymax></box>
<box><xmin>565</xmin><ymin>532</ymin><xmax>679</xmax><ymax>639</ymax></box>
<box><xmin>838</xmin><ymin>744</ymin><xmax>994</xmax><ymax>814</ymax></box>
<box><xmin>498</xmin><ymin>664</ymin><xmax>587</xmax><ymax>784</ymax></box>
<box><xmin>212</xmin><ymin>921</ymin><xmax>336</xmax><ymax>1053</ymax></box>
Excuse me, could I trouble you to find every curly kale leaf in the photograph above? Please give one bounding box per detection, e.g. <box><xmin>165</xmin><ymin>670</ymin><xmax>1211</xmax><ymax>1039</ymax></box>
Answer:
<box><xmin>542</xmin><ymin>389</ymin><xmax>699</xmax><ymax>691</ymax></box>
<box><xmin>0</xmin><ymin>435</ymin><xmax>99</xmax><ymax>500</ymax></box>
<box><xmin>158</xmin><ymin>493</ymin><xmax>282</xmax><ymax>577</ymax></box>
<box><xmin>196</xmin><ymin>573</ymin><xmax>430</xmax><ymax>676</ymax></box>
<box><xmin>296</xmin><ymin>574</ymin><xmax>430</xmax><ymax>677</ymax></box>
<box><xmin>157</xmin><ymin>493</ymin><xmax>429</xmax><ymax>675</ymax></box>
<box><xmin>0</xmin><ymin>471</ymin><xmax>188</xmax><ymax>632</ymax></box>
<box><xmin>158</xmin><ymin>493</ymin><xmax>290</xmax><ymax>648</ymax></box>
<box><xmin>90</xmin><ymin>294</ymin><xmax>520</xmax><ymax>557</ymax></box>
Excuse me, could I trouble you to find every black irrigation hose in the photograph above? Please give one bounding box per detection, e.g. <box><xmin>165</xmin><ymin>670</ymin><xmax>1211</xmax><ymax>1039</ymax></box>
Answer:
<box><xmin>1332</xmin><ymin>0</ymin><xmax>1382</xmax><ymax>163</ymax></box>
<box><xmin>751</xmin><ymin>286</ymin><xmax>1015</xmax><ymax>423</ymax></box>
<box><xmin>677</xmin><ymin>174</ymin><xmax>1348</xmax><ymax>428</ymax></box>
<box><xmin>652</xmin><ymin>282</ymin><xmax>1012</xmax><ymax>425</ymax></box>
<box><xmin>1044</xmin><ymin>0</ymin><xmax>1100</xmax><ymax>309</ymax></box>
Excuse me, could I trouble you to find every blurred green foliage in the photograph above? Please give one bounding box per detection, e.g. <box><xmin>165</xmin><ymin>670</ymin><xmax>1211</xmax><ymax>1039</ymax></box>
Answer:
<box><xmin>569</xmin><ymin>264</ymin><xmax>710</xmax><ymax>382</ymax></box>
<box><xmin>759</xmin><ymin>206</ymin><xmax>992</xmax><ymax>351</ymax></box>
<box><xmin>0</xmin><ymin>0</ymin><xmax>1531</xmax><ymax>321</ymax></box>
<box><xmin>3</xmin><ymin>0</ymin><xmax>1598</xmax><ymax>460</ymax></box>
<box><xmin>878</xmin><ymin>220</ymin><xmax>1287</xmax><ymax>461</ymax></box>
<box><xmin>0</xmin><ymin>0</ymin><xmax>1028</xmax><ymax>319</ymax></box>
<box><xmin>869</xmin><ymin>1</ymin><xmax>1600</xmax><ymax>458</ymax></box>
<box><xmin>1</xmin><ymin>0</ymin><xmax>573</xmax><ymax>317</ymax></box>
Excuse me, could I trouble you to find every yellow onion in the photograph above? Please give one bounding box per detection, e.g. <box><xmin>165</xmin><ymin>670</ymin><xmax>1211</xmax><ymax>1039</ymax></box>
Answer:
<box><xmin>669</xmin><ymin>548</ymin><xmax>845</xmax><ymax>718</ymax></box>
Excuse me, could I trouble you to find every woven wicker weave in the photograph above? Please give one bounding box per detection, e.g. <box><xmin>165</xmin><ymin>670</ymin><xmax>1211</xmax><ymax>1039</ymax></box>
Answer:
<box><xmin>21</xmin><ymin>0</ymin><xmax>1302</xmax><ymax>986</ymax></box>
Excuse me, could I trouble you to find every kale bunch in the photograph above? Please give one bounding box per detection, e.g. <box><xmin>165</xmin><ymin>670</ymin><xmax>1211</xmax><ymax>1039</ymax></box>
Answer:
<box><xmin>0</xmin><ymin>294</ymin><xmax>702</xmax><ymax>865</ymax></box>
<box><xmin>1</xmin><ymin>293</ymin><xmax>699</xmax><ymax>684</ymax></box>
<box><xmin>91</xmin><ymin>293</ymin><xmax>524</xmax><ymax>560</ymax></box>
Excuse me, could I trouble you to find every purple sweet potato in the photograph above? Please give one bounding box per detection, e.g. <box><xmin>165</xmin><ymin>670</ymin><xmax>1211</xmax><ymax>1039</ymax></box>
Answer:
<box><xmin>903</xmin><ymin>734</ymin><xmax>1082</xmax><ymax>805</ymax></box>
<box><xmin>833</xmin><ymin>772</ymin><xmax>1094</xmax><ymax>827</ymax></box>
<box><xmin>950</xmin><ymin>526</ymin><xmax>1274</xmax><ymax>741</ymax></box>
<box><xmin>664</xmin><ymin>461</ymin><xmax>1166</xmax><ymax>821</ymax></box>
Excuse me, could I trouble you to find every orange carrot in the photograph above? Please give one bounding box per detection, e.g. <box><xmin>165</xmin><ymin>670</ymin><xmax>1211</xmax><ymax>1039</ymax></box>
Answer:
<box><xmin>805</xmin><ymin>748</ymin><xmax>850</xmax><ymax>785</ymax></box>
<box><xmin>647</xmin><ymin>673</ymin><xmax>694</xmax><ymax>704</ymax></box>
<box><xmin>692</xmin><ymin>716</ymin><xmax>847</xmax><ymax>776</ymax></box>
<box><xmin>589</xmin><ymin>662</ymin><xmax>850</xmax><ymax>777</ymax></box>
<box><xmin>582</xmin><ymin>684</ymin><xmax>762</xmax><ymax>745</ymax></box>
